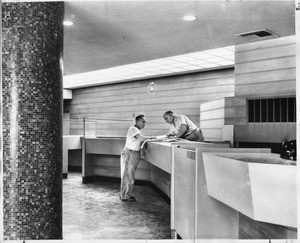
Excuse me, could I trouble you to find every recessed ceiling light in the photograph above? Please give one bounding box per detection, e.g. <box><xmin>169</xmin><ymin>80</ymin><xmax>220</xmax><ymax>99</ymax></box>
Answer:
<box><xmin>63</xmin><ymin>21</ymin><xmax>74</xmax><ymax>26</ymax></box>
<box><xmin>182</xmin><ymin>15</ymin><xmax>197</xmax><ymax>21</ymax></box>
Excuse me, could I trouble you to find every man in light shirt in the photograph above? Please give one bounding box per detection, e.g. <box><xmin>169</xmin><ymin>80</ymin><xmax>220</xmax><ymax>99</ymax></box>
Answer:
<box><xmin>120</xmin><ymin>114</ymin><xmax>156</xmax><ymax>202</ymax></box>
<box><xmin>163</xmin><ymin>110</ymin><xmax>204</xmax><ymax>142</ymax></box>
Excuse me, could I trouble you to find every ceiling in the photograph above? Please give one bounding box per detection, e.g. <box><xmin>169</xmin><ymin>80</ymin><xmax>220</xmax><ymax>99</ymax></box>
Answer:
<box><xmin>63</xmin><ymin>1</ymin><xmax>295</xmax><ymax>76</ymax></box>
<box><xmin>63</xmin><ymin>45</ymin><xmax>235</xmax><ymax>88</ymax></box>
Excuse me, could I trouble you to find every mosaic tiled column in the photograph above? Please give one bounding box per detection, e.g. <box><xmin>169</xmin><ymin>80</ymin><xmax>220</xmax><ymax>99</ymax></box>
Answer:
<box><xmin>2</xmin><ymin>2</ymin><xmax>64</xmax><ymax>240</ymax></box>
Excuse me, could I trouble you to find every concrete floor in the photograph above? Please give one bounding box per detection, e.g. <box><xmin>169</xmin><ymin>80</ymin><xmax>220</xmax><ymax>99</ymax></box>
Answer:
<box><xmin>63</xmin><ymin>172</ymin><xmax>171</xmax><ymax>240</ymax></box>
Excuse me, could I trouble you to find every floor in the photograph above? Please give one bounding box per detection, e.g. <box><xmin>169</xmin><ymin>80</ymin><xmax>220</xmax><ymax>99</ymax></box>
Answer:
<box><xmin>63</xmin><ymin>172</ymin><xmax>171</xmax><ymax>240</ymax></box>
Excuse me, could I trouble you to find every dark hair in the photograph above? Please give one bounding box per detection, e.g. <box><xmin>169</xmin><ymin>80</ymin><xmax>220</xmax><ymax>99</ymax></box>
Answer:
<box><xmin>135</xmin><ymin>114</ymin><xmax>145</xmax><ymax>123</ymax></box>
<box><xmin>163</xmin><ymin>110</ymin><xmax>173</xmax><ymax>116</ymax></box>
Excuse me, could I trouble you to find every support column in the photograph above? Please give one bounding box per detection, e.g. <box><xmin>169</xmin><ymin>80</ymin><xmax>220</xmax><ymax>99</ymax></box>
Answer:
<box><xmin>2</xmin><ymin>2</ymin><xmax>64</xmax><ymax>240</ymax></box>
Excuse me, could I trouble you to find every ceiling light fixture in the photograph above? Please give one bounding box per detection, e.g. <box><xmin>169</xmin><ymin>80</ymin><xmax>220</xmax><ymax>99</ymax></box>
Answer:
<box><xmin>63</xmin><ymin>20</ymin><xmax>74</xmax><ymax>26</ymax></box>
<box><xmin>182</xmin><ymin>15</ymin><xmax>197</xmax><ymax>21</ymax></box>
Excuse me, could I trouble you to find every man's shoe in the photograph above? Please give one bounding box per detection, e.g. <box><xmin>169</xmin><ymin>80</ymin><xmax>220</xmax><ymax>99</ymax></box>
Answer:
<box><xmin>120</xmin><ymin>196</ymin><xmax>136</xmax><ymax>202</ymax></box>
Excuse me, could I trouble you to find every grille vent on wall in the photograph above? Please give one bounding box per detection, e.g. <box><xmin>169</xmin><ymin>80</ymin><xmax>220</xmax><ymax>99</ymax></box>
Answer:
<box><xmin>235</xmin><ymin>29</ymin><xmax>279</xmax><ymax>41</ymax></box>
<box><xmin>248</xmin><ymin>97</ymin><xmax>296</xmax><ymax>123</ymax></box>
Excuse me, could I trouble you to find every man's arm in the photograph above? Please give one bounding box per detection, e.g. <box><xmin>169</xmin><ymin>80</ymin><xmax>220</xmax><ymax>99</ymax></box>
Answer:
<box><xmin>174</xmin><ymin>124</ymin><xmax>188</xmax><ymax>138</ymax></box>
<box><xmin>135</xmin><ymin>133</ymin><xmax>156</xmax><ymax>142</ymax></box>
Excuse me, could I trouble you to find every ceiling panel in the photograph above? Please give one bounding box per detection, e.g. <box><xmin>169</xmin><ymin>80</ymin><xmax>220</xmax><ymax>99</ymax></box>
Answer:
<box><xmin>63</xmin><ymin>1</ymin><xmax>295</xmax><ymax>75</ymax></box>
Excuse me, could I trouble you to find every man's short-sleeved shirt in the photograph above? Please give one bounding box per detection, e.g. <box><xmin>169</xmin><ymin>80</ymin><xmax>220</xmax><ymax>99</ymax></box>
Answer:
<box><xmin>125</xmin><ymin>126</ymin><xmax>142</xmax><ymax>151</ymax></box>
<box><xmin>169</xmin><ymin>114</ymin><xmax>197</xmax><ymax>136</ymax></box>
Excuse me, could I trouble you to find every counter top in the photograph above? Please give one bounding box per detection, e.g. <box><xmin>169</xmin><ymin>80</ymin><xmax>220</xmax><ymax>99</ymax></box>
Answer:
<box><xmin>141</xmin><ymin>139</ymin><xmax>207</xmax><ymax>173</ymax></box>
<box><xmin>83</xmin><ymin>137</ymin><xmax>207</xmax><ymax>173</ymax></box>
<box><xmin>203</xmin><ymin>152</ymin><xmax>297</xmax><ymax>228</ymax></box>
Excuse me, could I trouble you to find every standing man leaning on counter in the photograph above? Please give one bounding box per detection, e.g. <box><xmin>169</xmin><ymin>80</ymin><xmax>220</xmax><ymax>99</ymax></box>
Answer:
<box><xmin>163</xmin><ymin>110</ymin><xmax>205</xmax><ymax>142</ymax></box>
<box><xmin>120</xmin><ymin>114</ymin><xmax>156</xmax><ymax>202</ymax></box>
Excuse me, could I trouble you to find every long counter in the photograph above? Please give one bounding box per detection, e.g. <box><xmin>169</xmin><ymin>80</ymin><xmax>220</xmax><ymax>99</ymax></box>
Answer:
<box><xmin>81</xmin><ymin>137</ymin><xmax>202</xmax><ymax>196</ymax></box>
<box><xmin>63</xmin><ymin>136</ymin><xmax>297</xmax><ymax>239</ymax></box>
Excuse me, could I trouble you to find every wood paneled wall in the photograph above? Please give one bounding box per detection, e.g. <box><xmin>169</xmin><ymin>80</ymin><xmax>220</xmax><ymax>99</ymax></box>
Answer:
<box><xmin>68</xmin><ymin>69</ymin><xmax>235</xmax><ymax>136</ymax></box>
<box><xmin>200</xmin><ymin>98</ymin><xmax>231</xmax><ymax>141</ymax></box>
<box><xmin>63</xmin><ymin>113</ymin><xmax>70</xmax><ymax>135</ymax></box>
<box><xmin>199</xmin><ymin>36</ymin><xmax>296</xmax><ymax>142</ymax></box>
<box><xmin>200</xmin><ymin>97</ymin><xmax>246</xmax><ymax>141</ymax></box>
<box><xmin>235</xmin><ymin>36</ymin><xmax>296</xmax><ymax>98</ymax></box>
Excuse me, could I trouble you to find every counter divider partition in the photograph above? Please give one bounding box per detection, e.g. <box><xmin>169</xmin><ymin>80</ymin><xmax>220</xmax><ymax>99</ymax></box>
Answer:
<box><xmin>171</xmin><ymin>143</ymin><xmax>231</xmax><ymax>240</ymax></box>
<box><xmin>171</xmin><ymin>145</ymin><xmax>297</xmax><ymax>240</ymax></box>
<box><xmin>202</xmin><ymin>152</ymin><xmax>297</xmax><ymax>229</ymax></box>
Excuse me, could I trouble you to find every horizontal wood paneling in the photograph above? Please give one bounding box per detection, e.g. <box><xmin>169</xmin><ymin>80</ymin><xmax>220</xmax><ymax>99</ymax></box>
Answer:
<box><xmin>235</xmin><ymin>36</ymin><xmax>296</xmax><ymax>52</ymax></box>
<box><xmin>69</xmin><ymin>97</ymin><xmax>235</xmax><ymax>115</ymax></box>
<box><xmin>68</xmin><ymin>69</ymin><xmax>234</xmax><ymax>136</ymax></box>
<box><xmin>72</xmin><ymin>71</ymin><xmax>234</xmax><ymax>96</ymax></box>
<box><xmin>235</xmin><ymin>68</ymin><xmax>295</xmax><ymax>85</ymax></box>
<box><xmin>71</xmin><ymin>86</ymin><xmax>234</xmax><ymax>109</ymax></box>
<box><xmin>200</xmin><ymin>97</ymin><xmax>245</xmax><ymax>142</ymax></box>
<box><xmin>63</xmin><ymin>113</ymin><xmax>70</xmax><ymax>135</ymax></box>
<box><xmin>236</xmin><ymin>80</ymin><xmax>296</xmax><ymax>98</ymax></box>
<box><xmin>200</xmin><ymin>119</ymin><xmax>225</xmax><ymax>129</ymax></box>
<box><xmin>69</xmin><ymin>108</ymin><xmax>201</xmax><ymax>119</ymax></box>
<box><xmin>201</xmin><ymin>108</ymin><xmax>225</xmax><ymax>120</ymax></box>
<box><xmin>203</xmin><ymin>130</ymin><xmax>223</xmax><ymax>141</ymax></box>
<box><xmin>235</xmin><ymin>56</ymin><xmax>295</xmax><ymax>74</ymax></box>
<box><xmin>71</xmin><ymin>78</ymin><xmax>234</xmax><ymax>104</ymax></box>
<box><xmin>235</xmin><ymin>36</ymin><xmax>296</xmax><ymax>98</ymax></box>
<box><xmin>235</xmin><ymin>43</ymin><xmax>295</xmax><ymax>64</ymax></box>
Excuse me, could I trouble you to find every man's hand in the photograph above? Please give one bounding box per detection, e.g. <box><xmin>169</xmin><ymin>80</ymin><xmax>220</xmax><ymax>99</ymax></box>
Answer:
<box><xmin>167</xmin><ymin>135</ymin><xmax>176</xmax><ymax>139</ymax></box>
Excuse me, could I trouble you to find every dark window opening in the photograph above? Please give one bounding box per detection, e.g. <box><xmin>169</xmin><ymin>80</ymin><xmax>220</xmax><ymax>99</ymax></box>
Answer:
<box><xmin>247</xmin><ymin>97</ymin><xmax>296</xmax><ymax>123</ymax></box>
<box><xmin>248</xmin><ymin>100</ymin><xmax>255</xmax><ymax>122</ymax></box>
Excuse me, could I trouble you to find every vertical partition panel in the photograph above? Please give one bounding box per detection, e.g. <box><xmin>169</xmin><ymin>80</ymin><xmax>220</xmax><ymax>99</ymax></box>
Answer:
<box><xmin>174</xmin><ymin>147</ymin><xmax>196</xmax><ymax>241</ymax></box>
<box><xmin>173</xmin><ymin>142</ymin><xmax>232</xmax><ymax>240</ymax></box>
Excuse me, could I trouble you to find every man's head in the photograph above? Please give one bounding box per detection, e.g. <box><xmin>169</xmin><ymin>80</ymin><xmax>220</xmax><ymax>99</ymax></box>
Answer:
<box><xmin>163</xmin><ymin>111</ymin><xmax>174</xmax><ymax>124</ymax></box>
<box><xmin>135</xmin><ymin>114</ymin><xmax>146</xmax><ymax>129</ymax></box>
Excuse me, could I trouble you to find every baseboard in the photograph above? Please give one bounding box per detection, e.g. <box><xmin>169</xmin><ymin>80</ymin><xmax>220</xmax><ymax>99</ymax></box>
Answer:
<box><xmin>148</xmin><ymin>181</ymin><xmax>170</xmax><ymax>205</ymax></box>
<box><xmin>68</xmin><ymin>165</ymin><xmax>82</xmax><ymax>173</ymax></box>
